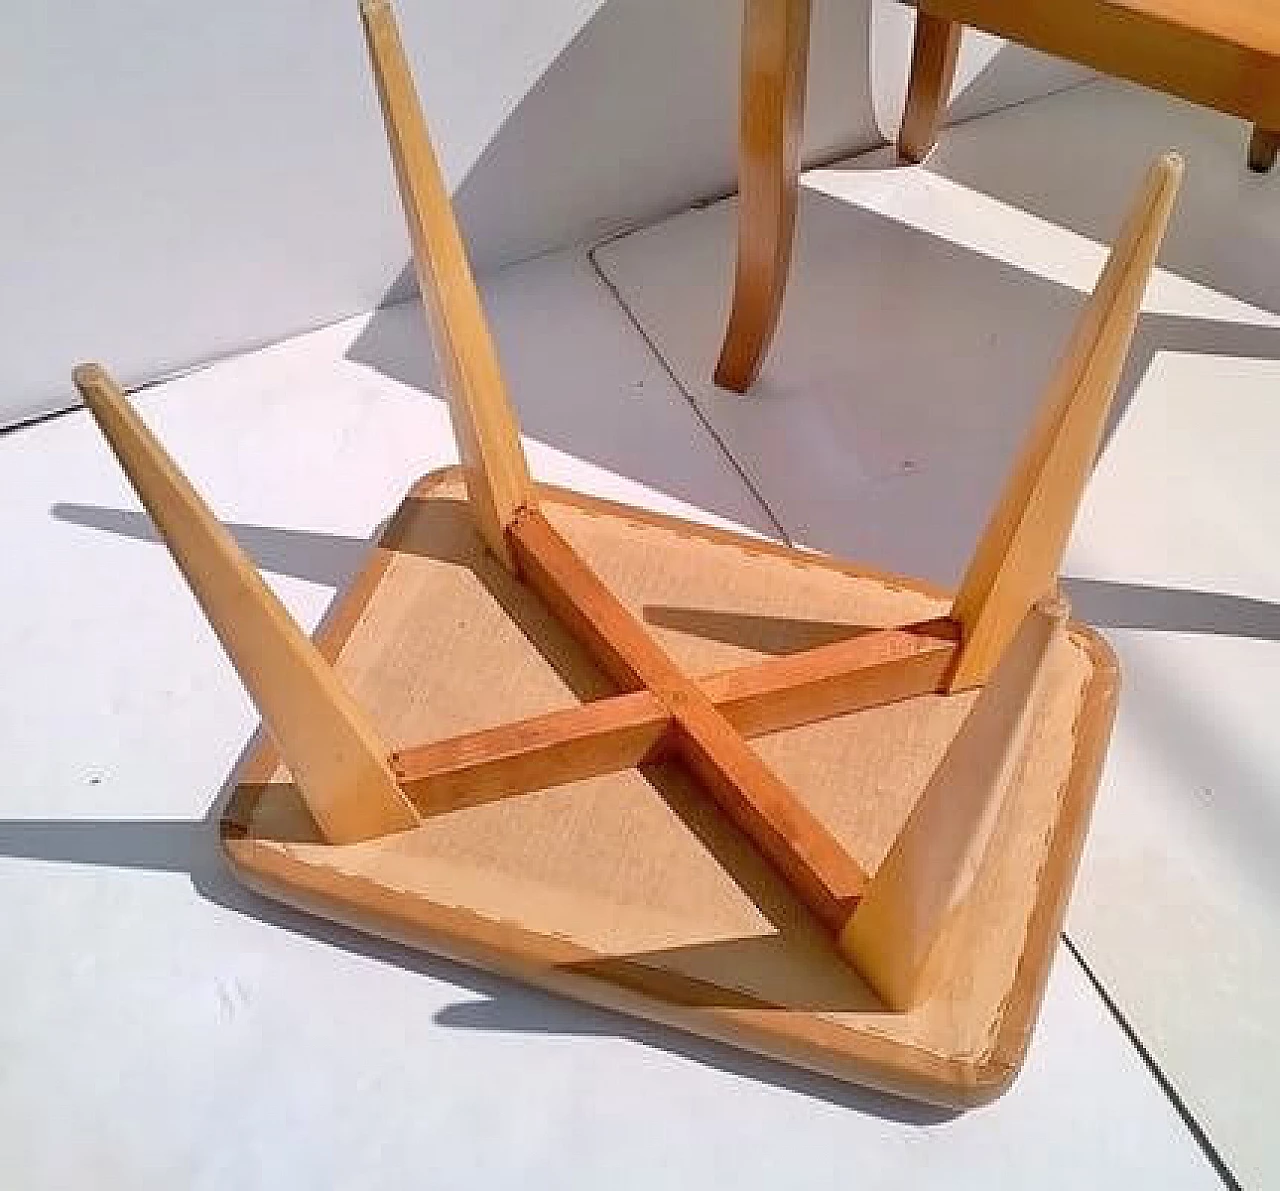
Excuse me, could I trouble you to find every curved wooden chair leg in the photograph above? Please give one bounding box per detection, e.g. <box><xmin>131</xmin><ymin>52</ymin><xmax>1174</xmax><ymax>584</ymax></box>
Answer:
<box><xmin>1248</xmin><ymin>125</ymin><xmax>1279</xmax><ymax>173</ymax></box>
<box><xmin>897</xmin><ymin>12</ymin><xmax>961</xmax><ymax>165</ymax></box>
<box><xmin>714</xmin><ymin>0</ymin><xmax>812</xmax><ymax>394</ymax></box>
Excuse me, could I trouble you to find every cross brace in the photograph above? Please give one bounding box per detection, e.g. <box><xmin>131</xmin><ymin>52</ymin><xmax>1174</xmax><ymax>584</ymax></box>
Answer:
<box><xmin>390</xmin><ymin>505</ymin><xmax>959</xmax><ymax>931</ymax></box>
<box><xmin>391</xmin><ymin>614</ymin><xmax>957</xmax><ymax>815</ymax></box>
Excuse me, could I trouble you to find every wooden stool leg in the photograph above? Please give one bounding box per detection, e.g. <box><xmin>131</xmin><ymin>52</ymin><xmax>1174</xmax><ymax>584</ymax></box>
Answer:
<box><xmin>361</xmin><ymin>0</ymin><xmax>534</xmax><ymax>569</ymax></box>
<box><xmin>73</xmin><ymin>365</ymin><xmax>420</xmax><ymax>845</ymax></box>
<box><xmin>947</xmin><ymin>154</ymin><xmax>1183</xmax><ymax>691</ymax></box>
<box><xmin>1248</xmin><ymin>125</ymin><xmax>1279</xmax><ymax>173</ymax></box>
<box><xmin>897</xmin><ymin>12</ymin><xmax>961</xmax><ymax>165</ymax></box>
<box><xmin>842</xmin><ymin>597</ymin><xmax>1067</xmax><ymax>1009</ymax></box>
<box><xmin>713</xmin><ymin>0</ymin><xmax>812</xmax><ymax>394</ymax></box>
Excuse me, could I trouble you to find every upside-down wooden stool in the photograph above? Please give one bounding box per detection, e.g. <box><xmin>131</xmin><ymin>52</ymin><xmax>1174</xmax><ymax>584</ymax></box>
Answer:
<box><xmin>74</xmin><ymin>0</ymin><xmax>1182</xmax><ymax>1105</ymax></box>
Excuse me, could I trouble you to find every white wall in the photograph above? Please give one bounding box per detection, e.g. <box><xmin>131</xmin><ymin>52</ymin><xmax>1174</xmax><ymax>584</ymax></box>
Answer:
<box><xmin>1</xmin><ymin>0</ymin><xmax>1088</xmax><ymax>426</ymax></box>
<box><xmin>1</xmin><ymin>0</ymin><xmax>602</xmax><ymax>425</ymax></box>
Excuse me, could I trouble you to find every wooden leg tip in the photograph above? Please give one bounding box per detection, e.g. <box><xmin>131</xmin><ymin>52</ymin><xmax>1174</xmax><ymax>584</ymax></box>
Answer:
<box><xmin>712</xmin><ymin>357</ymin><xmax>756</xmax><ymax>394</ymax></box>
<box><xmin>1248</xmin><ymin>129</ymin><xmax>1279</xmax><ymax>173</ymax></box>
<box><xmin>895</xmin><ymin>135</ymin><xmax>934</xmax><ymax>166</ymax></box>
<box><xmin>72</xmin><ymin>362</ymin><xmax>114</xmax><ymax>405</ymax></box>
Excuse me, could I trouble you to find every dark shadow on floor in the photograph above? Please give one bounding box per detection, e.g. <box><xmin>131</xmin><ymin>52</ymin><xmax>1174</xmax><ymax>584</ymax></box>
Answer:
<box><xmin>51</xmin><ymin>503</ymin><xmax>372</xmax><ymax>588</ymax></box>
<box><xmin>1062</xmin><ymin>577</ymin><xmax>1280</xmax><ymax>641</ymax></box>
<box><xmin>50</xmin><ymin>503</ymin><xmax>1280</xmax><ymax>644</ymax></box>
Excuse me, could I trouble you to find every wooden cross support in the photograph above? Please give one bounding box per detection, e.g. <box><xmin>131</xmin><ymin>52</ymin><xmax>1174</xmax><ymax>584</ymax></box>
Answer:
<box><xmin>390</xmin><ymin>617</ymin><xmax>958</xmax><ymax>815</ymax></box>
<box><xmin>72</xmin><ymin>0</ymin><xmax>1182</xmax><ymax>1010</ymax></box>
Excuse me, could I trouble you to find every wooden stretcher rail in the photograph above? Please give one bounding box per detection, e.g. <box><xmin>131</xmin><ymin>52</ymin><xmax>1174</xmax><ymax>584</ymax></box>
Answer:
<box><xmin>507</xmin><ymin>506</ymin><xmax>870</xmax><ymax>930</ymax></box>
<box><xmin>393</xmin><ymin>689</ymin><xmax>671</xmax><ymax>814</ymax></box>
<box><xmin>391</xmin><ymin>620</ymin><xmax>958</xmax><ymax>813</ymax></box>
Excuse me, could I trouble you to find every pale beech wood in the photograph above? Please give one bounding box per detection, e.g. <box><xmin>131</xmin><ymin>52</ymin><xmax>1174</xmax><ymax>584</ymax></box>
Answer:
<box><xmin>361</xmin><ymin>0</ymin><xmax>533</xmax><ymax>567</ymax></box>
<box><xmin>222</xmin><ymin>470</ymin><xmax>1119</xmax><ymax>1106</ymax></box>
<box><xmin>917</xmin><ymin>0</ymin><xmax>1280</xmax><ymax>127</ymax></box>
<box><xmin>392</xmin><ymin>621</ymin><xmax>957</xmax><ymax>813</ymax></box>
<box><xmin>947</xmin><ymin>153</ymin><xmax>1182</xmax><ymax>691</ymax></box>
<box><xmin>713</xmin><ymin>0</ymin><xmax>812</xmax><ymax>393</ymax></box>
<box><xmin>898</xmin><ymin>12</ymin><xmax>962</xmax><ymax>164</ymax></box>
<box><xmin>1249</xmin><ymin>125</ymin><xmax>1279</xmax><ymax>171</ymax></box>
<box><xmin>74</xmin><ymin>364</ymin><xmax>419</xmax><ymax>844</ymax></box>
<box><xmin>508</xmin><ymin>507</ymin><xmax>868</xmax><ymax>931</ymax></box>
<box><xmin>842</xmin><ymin>597</ymin><xmax>1067</xmax><ymax>1009</ymax></box>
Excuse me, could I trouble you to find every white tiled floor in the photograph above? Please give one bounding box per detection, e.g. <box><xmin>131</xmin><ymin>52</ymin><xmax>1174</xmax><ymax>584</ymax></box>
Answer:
<box><xmin>596</xmin><ymin>78</ymin><xmax>1280</xmax><ymax>1187</ymax></box>
<box><xmin>3</xmin><ymin>77</ymin><xmax>1273</xmax><ymax>1188</ymax></box>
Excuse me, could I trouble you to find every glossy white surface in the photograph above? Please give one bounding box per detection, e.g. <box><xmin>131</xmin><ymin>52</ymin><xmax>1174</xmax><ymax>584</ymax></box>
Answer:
<box><xmin>0</xmin><ymin>244</ymin><xmax>1219</xmax><ymax>1188</ymax></box>
<box><xmin>596</xmin><ymin>78</ymin><xmax>1279</xmax><ymax>1186</ymax></box>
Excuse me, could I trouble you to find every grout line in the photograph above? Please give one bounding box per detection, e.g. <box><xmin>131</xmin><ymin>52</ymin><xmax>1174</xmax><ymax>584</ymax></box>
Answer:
<box><xmin>586</xmin><ymin>236</ymin><xmax>791</xmax><ymax>546</ymax></box>
<box><xmin>1061</xmin><ymin>933</ymin><xmax>1242</xmax><ymax>1191</ymax></box>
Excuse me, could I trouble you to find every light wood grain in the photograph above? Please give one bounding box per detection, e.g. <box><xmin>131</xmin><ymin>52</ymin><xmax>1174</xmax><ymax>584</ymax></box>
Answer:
<box><xmin>360</xmin><ymin>0</ymin><xmax>533</xmax><ymax>567</ymax></box>
<box><xmin>947</xmin><ymin>153</ymin><xmax>1182</xmax><ymax>690</ymax></box>
<box><xmin>898</xmin><ymin>12</ymin><xmax>962</xmax><ymax>164</ymax></box>
<box><xmin>843</xmin><ymin>597</ymin><xmax>1067</xmax><ymax>1009</ymax></box>
<box><xmin>223</xmin><ymin>470</ymin><xmax>1118</xmax><ymax>1106</ymax></box>
<box><xmin>74</xmin><ymin>364</ymin><xmax>419</xmax><ymax>844</ymax></box>
<box><xmin>714</xmin><ymin>0</ymin><xmax>812</xmax><ymax>393</ymax></box>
